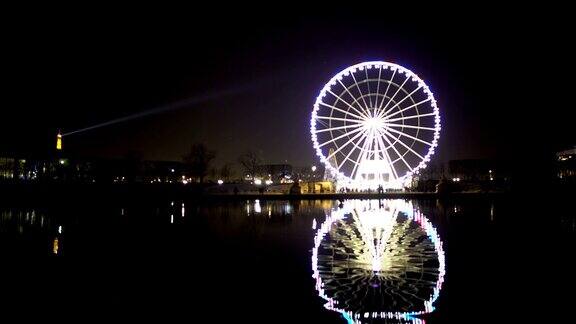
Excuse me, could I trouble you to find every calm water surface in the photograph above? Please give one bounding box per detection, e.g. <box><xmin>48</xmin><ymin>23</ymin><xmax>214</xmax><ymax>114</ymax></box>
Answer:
<box><xmin>1</xmin><ymin>197</ymin><xmax>574</xmax><ymax>322</ymax></box>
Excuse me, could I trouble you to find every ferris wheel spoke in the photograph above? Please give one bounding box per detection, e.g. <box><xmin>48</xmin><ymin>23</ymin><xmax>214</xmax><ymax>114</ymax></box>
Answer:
<box><xmin>316</xmin><ymin>119</ymin><xmax>347</xmax><ymax>136</ymax></box>
<box><xmin>312</xmin><ymin>123</ymin><xmax>364</xmax><ymax>134</ymax></box>
<box><xmin>384</xmin><ymin>126</ymin><xmax>434</xmax><ymax>147</ymax></box>
<box><xmin>374</xmin><ymin>65</ymin><xmax>383</xmax><ymax>109</ymax></box>
<box><xmin>383</xmin><ymin>129</ymin><xmax>426</xmax><ymax>160</ymax></box>
<box><xmin>368</xmin><ymin>130</ymin><xmax>379</xmax><ymax>159</ymax></box>
<box><xmin>382</xmin><ymin>98</ymin><xmax>432</xmax><ymax>121</ymax></box>
<box><xmin>378</xmin><ymin>128</ymin><xmax>413</xmax><ymax>172</ymax></box>
<box><xmin>350</xmin><ymin>131</ymin><xmax>372</xmax><ymax>179</ymax></box>
<box><xmin>377</xmin><ymin>69</ymin><xmax>396</xmax><ymax>113</ymax></box>
<box><xmin>378</xmin><ymin>74</ymin><xmax>411</xmax><ymax>117</ymax></box>
<box><xmin>385</xmin><ymin>123</ymin><xmax>437</xmax><ymax>131</ymax></box>
<box><xmin>315</xmin><ymin>118</ymin><xmax>328</xmax><ymax>127</ymax></box>
<box><xmin>385</xmin><ymin>112</ymin><xmax>437</xmax><ymax>123</ymax></box>
<box><xmin>326</xmin><ymin>89</ymin><xmax>369</xmax><ymax>118</ymax></box>
<box><xmin>372</xmin><ymin>129</ymin><xmax>384</xmax><ymax>162</ymax></box>
<box><xmin>318</xmin><ymin>102</ymin><xmax>366</xmax><ymax>121</ymax></box>
<box><xmin>325</xmin><ymin>130</ymin><xmax>367</xmax><ymax>162</ymax></box>
<box><xmin>340</xmin><ymin>131</ymin><xmax>369</xmax><ymax>172</ymax></box>
<box><xmin>335</xmin><ymin>79</ymin><xmax>370</xmax><ymax>118</ymax></box>
<box><xmin>367</xmin><ymin>131</ymin><xmax>378</xmax><ymax>159</ymax></box>
<box><xmin>317</xmin><ymin>126</ymin><xmax>365</xmax><ymax>148</ymax></box>
<box><xmin>315</xmin><ymin>115</ymin><xmax>365</xmax><ymax>124</ymax></box>
<box><xmin>372</xmin><ymin>129</ymin><xmax>383</xmax><ymax>161</ymax></box>
<box><xmin>350</xmin><ymin>71</ymin><xmax>370</xmax><ymax>111</ymax></box>
<box><xmin>359</xmin><ymin>131</ymin><xmax>373</xmax><ymax>159</ymax></box>
<box><xmin>378</xmin><ymin>83</ymin><xmax>423</xmax><ymax>119</ymax></box>
<box><xmin>374</xmin><ymin>129</ymin><xmax>399</xmax><ymax>180</ymax></box>
<box><xmin>350</xmin><ymin>136</ymin><xmax>368</xmax><ymax>179</ymax></box>
<box><xmin>364</xmin><ymin>68</ymin><xmax>373</xmax><ymax>109</ymax></box>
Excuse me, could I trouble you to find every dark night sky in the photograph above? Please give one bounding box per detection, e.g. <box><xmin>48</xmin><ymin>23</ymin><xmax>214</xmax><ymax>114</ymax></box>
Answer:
<box><xmin>2</xmin><ymin>5</ymin><xmax>575</xmax><ymax>169</ymax></box>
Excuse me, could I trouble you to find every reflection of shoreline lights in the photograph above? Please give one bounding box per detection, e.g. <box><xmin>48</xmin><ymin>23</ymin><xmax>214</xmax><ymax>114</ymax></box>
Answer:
<box><xmin>53</xmin><ymin>237</ymin><xmax>59</xmax><ymax>255</ymax></box>
<box><xmin>254</xmin><ymin>200</ymin><xmax>262</xmax><ymax>214</ymax></box>
<box><xmin>312</xmin><ymin>200</ymin><xmax>445</xmax><ymax>323</ymax></box>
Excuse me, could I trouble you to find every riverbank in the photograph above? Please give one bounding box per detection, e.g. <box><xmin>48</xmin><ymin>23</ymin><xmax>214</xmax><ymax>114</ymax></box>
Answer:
<box><xmin>3</xmin><ymin>180</ymin><xmax>574</xmax><ymax>207</ymax></box>
<box><xmin>3</xmin><ymin>181</ymin><xmax>566</xmax><ymax>206</ymax></box>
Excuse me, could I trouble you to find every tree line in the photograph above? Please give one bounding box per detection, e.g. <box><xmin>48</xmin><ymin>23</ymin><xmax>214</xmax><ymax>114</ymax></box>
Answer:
<box><xmin>182</xmin><ymin>143</ymin><xmax>263</xmax><ymax>183</ymax></box>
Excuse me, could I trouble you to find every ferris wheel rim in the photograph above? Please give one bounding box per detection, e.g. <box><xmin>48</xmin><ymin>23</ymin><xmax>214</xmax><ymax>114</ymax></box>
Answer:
<box><xmin>310</xmin><ymin>61</ymin><xmax>441</xmax><ymax>183</ymax></box>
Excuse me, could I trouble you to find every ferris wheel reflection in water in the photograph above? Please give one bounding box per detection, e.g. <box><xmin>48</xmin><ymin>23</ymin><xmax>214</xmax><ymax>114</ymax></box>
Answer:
<box><xmin>312</xmin><ymin>200</ymin><xmax>445</xmax><ymax>323</ymax></box>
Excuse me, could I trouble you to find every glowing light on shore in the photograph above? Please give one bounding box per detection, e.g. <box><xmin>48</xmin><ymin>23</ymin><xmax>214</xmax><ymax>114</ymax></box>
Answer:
<box><xmin>254</xmin><ymin>200</ymin><xmax>261</xmax><ymax>214</ymax></box>
<box><xmin>53</xmin><ymin>237</ymin><xmax>59</xmax><ymax>255</ymax></box>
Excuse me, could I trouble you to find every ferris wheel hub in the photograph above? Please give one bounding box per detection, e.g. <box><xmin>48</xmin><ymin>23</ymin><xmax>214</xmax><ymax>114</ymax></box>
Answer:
<box><xmin>365</xmin><ymin>117</ymin><xmax>384</xmax><ymax>129</ymax></box>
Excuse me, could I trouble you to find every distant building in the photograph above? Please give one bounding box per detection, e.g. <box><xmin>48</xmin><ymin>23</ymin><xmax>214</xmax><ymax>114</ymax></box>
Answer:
<box><xmin>0</xmin><ymin>157</ymin><xmax>16</xmax><ymax>180</ymax></box>
<box><xmin>253</xmin><ymin>164</ymin><xmax>293</xmax><ymax>183</ymax></box>
<box><xmin>0</xmin><ymin>155</ymin><xmax>59</xmax><ymax>181</ymax></box>
<box><xmin>0</xmin><ymin>153</ymin><xmax>187</xmax><ymax>184</ymax></box>
<box><xmin>556</xmin><ymin>147</ymin><xmax>576</xmax><ymax>180</ymax></box>
<box><xmin>293</xmin><ymin>165</ymin><xmax>324</xmax><ymax>182</ymax></box>
<box><xmin>448</xmin><ymin>159</ymin><xmax>511</xmax><ymax>182</ymax></box>
<box><xmin>299</xmin><ymin>180</ymin><xmax>334</xmax><ymax>193</ymax></box>
<box><xmin>243</xmin><ymin>163</ymin><xmax>328</xmax><ymax>184</ymax></box>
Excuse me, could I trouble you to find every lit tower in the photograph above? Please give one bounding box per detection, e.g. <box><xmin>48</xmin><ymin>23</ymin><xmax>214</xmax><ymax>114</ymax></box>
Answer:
<box><xmin>56</xmin><ymin>131</ymin><xmax>63</xmax><ymax>151</ymax></box>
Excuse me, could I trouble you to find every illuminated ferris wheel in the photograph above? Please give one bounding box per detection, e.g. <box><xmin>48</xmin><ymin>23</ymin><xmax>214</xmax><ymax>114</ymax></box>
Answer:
<box><xmin>310</xmin><ymin>61</ymin><xmax>441</xmax><ymax>189</ymax></box>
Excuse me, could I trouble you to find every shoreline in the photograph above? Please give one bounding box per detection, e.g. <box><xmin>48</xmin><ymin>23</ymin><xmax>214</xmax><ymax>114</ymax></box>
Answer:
<box><xmin>1</xmin><ymin>182</ymin><xmax>572</xmax><ymax>206</ymax></box>
<box><xmin>0</xmin><ymin>182</ymin><xmax>507</xmax><ymax>204</ymax></box>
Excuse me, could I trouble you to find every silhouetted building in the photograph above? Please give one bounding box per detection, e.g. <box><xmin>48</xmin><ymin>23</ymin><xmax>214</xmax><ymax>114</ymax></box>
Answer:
<box><xmin>448</xmin><ymin>159</ymin><xmax>511</xmax><ymax>182</ymax></box>
<box><xmin>556</xmin><ymin>147</ymin><xmax>576</xmax><ymax>180</ymax></box>
<box><xmin>254</xmin><ymin>164</ymin><xmax>293</xmax><ymax>182</ymax></box>
<box><xmin>0</xmin><ymin>153</ymin><xmax>187</xmax><ymax>184</ymax></box>
<box><xmin>293</xmin><ymin>165</ymin><xmax>324</xmax><ymax>182</ymax></box>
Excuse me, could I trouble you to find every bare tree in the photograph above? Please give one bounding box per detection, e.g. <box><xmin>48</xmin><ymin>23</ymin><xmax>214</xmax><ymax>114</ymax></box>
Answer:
<box><xmin>182</xmin><ymin>143</ymin><xmax>216</xmax><ymax>183</ymax></box>
<box><xmin>219</xmin><ymin>163</ymin><xmax>233</xmax><ymax>181</ymax></box>
<box><xmin>238</xmin><ymin>150</ymin><xmax>261</xmax><ymax>180</ymax></box>
<box><xmin>208</xmin><ymin>167</ymin><xmax>218</xmax><ymax>182</ymax></box>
